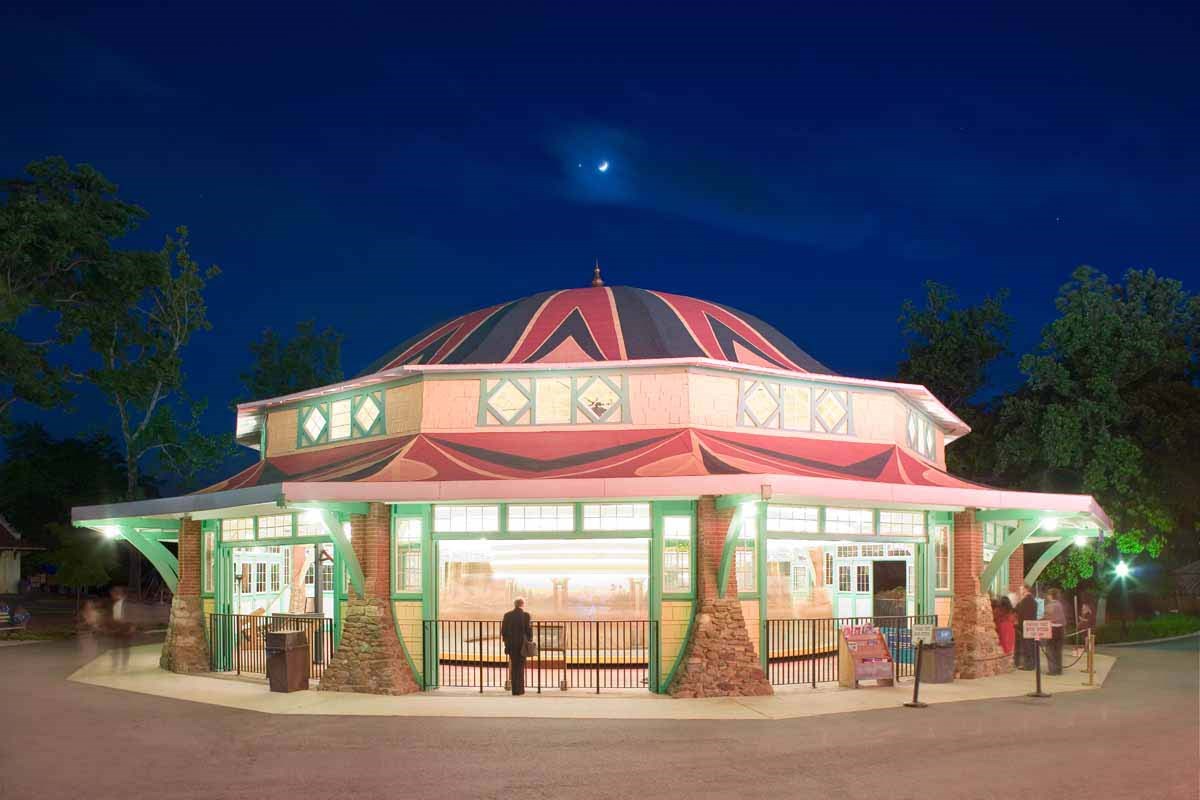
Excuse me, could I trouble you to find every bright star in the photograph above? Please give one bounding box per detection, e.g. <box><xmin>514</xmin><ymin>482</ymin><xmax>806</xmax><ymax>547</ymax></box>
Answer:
<box><xmin>597</xmin><ymin>161</ymin><xmax>609</xmax><ymax>173</ymax></box>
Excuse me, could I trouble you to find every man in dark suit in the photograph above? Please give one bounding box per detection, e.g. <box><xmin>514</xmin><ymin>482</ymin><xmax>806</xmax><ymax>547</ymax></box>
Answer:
<box><xmin>501</xmin><ymin>597</ymin><xmax>533</xmax><ymax>695</ymax></box>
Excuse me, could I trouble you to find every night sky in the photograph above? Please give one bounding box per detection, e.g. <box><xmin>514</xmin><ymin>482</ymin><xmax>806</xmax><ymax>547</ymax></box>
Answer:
<box><xmin>4</xmin><ymin>2</ymin><xmax>1199</xmax><ymax>472</ymax></box>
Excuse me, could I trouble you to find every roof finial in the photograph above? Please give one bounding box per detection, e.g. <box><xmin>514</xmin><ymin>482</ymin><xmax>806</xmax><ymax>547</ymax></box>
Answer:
<box><xmin>591</xmin><ymin>259</ymin><xmax>604</xmax><ymax>288</ymax></box>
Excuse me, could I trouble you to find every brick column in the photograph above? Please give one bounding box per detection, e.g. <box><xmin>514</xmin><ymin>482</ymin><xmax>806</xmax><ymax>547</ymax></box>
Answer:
<box><xmin>160</xmin><ymin>518</ymin><xmax>210</xmax><ymax>673</ymax></box>
<box><xmin>1007</xmin><ymin>546</ymin><xmax>1025</xmax><ymax>594</ymax></box>
<box><xmin>951</xmin><ymin>510</ymin><xmax>1010</xmax><ymax>678</ymax></box>
<box><xmin>668</xmin><ymin>496</ymin><xmax>772</xmax><ymax>697</ymax></box>
<box><xmin>320</xmin><ymin>503</ymin><xmax>420</xmax><ymax>694</ymax></box>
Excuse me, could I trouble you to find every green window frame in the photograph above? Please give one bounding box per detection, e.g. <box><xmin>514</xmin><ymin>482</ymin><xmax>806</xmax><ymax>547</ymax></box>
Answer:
<box><xmin>297</xmin><ymin>389</ymin><xmax>385</xmax><ymax>448</ymax></box>
<box><xmin>661</xmin><ymin>515</ymin><xmax>693</xmax><ymax>596</ymax></box>
<box><xmin>478</xmin><ymin>373</ymin><xmax>630</xmax><ymax>426</ymax></box>
<box><xmin>392</xmin><ymin>513</ymin><xmax>424</xmax><ymax>597</ymax></box>
<box><xmin>201</xmin><ymin>525</ymin><xmax>216</xmax><ymax>595</ymax></box>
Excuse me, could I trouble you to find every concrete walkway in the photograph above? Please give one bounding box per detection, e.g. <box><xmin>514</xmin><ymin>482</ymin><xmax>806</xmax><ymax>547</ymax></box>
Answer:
<box><xmin>68</xmin><ymin>643</ymin><xmax>1115</xmax><ymax>720</ymax></box>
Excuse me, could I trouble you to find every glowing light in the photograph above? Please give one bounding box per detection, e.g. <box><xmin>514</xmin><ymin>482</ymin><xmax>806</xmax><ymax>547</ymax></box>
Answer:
<box><xmin>1115</xmin><ymin>561</ymin><xmax>1130</xmax><ymax>578</ymax></box>
<box><xmin>301</xmin><ymin>509</ymin><xmax>323</xmax><ymax>524</ymax></box>
<box><xmin>342</xmin><ymin>521</ymin><xmax>352</xmax><ymax>540</ymax></box>
<box><xmin>1074</xmin><ymin>535</ymin><xmax>1088</xmax><ymax>547</ymax></box>
<box><xmin>100</xmin><ymin>526</ymin><xmax>121</xmax><ymax>539</ymax></box>
<box><xmin>597</xmin><ymin>160</ymin><xmax>609</xmax><ymax>172</ymax></box>
<box><xmin>1041</xmin><ymin>517</ymin><xmax>1059</xmax><ymax>532</ymax></box>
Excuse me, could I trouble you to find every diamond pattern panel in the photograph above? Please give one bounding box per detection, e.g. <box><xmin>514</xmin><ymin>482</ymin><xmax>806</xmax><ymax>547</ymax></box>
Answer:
<box><xmin>303</xmin><ymin>407</ymin><xmax>327</xmax><ymax>441</ymax></box>
<box><xmin>355</xmin><ymin>395</ymin><xmax>380</xmax><ymax>431</ymax></box>
<box><xmin>815</xmin><ymin>390</ymin><xmax>847</xmax><ymax>432</ymax></box>
<box><xmin>488</xmin><ymin>380</ymin><xmax>529</xmax><ymax>423</ymax></box>
<box><xmin>744</xmin><ymin>381</ymin><xmax>779</xmax><ymax>426</ymax></box>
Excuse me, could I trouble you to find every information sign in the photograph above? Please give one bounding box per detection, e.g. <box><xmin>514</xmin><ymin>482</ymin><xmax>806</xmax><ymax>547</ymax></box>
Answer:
<box><xmin>1023</xmin><ymin>619</ymin><xmax>1053</xmax><ymax>640</ymax></box>
<box><xmin>912</xmin><ymin>623</ymin><xmax>934</xmax><ymax>644</ymax></box>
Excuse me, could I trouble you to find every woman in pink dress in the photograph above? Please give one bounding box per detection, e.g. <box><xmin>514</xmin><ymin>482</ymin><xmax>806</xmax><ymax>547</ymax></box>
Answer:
<box><xmin>993</xmin><ymin>596</ymin><xmax>1017</xmax><ymax>655</ymax></box>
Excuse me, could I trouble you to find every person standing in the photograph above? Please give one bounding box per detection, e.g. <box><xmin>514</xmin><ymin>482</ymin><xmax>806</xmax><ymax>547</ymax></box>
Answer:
<box><xmin>993</xmin><ymin>596</ymin><xmax>1017</xmax><ymax>656</ymax></box>
<box><xmin>1075</xmin><ymin>597</ymin><xmax>1096</xmax><ymax>656</ymax></box>
<box><xmin>501</xmin><ymin>597</ymin><xmax>533</xmax><ymax>696</ymax></box>
<box><xmin>1016</xmin><ymin>585</ymin><xmax>1038</xmax><ymax>670</ymax></box>
<box><xmin>108</xmin><ymin>586</ymin><xmax>135</xmax><ymax>669</ymax></box>
<box><xmin>1044</xmin><ymin>588</ymin><xmax>1067</xmax><ymax>674</ymax></box>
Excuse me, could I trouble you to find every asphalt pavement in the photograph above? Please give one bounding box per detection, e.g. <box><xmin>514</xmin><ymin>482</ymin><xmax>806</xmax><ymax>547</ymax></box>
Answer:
<box><xmin>2</xmin><ymin>635</ymin><xmax>1196</xmax><ymax>800</ymax></box>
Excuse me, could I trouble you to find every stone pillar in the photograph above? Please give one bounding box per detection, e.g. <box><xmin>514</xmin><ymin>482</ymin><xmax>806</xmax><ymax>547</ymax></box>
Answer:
<box><xmin>160</xmin><ymin>518</ymin><xmax>210</xmax><ymax>673</ymax></box>
<box><xmin>669</xmin><ymin>496</ymin><xmax>772</xmax><ymax>697</ymax></box>
<box><xmin>320</xmin><ymin>503</ymin><xmax>421</xmax><ymax>694</ymax></box>
<box><xmin>951</xmin><ymin>510</ymin><xmax>1010</xmax><ymax>678</ymax></box>
<box><xmin>1007</xmin><ymin>546</ymin><xmax>1025</xmax><ymax>594</ymax></box>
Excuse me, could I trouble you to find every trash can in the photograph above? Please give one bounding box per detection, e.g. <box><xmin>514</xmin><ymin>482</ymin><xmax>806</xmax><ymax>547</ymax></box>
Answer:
<box><xmin>919</xmin><ymin>641</ymin><xmax>956</xmax><ymax>683</ymax></box>
<box><xmin>265</xmin><ymin>629</ymin><xmax>310</xmax><ymax>692</ymax></box>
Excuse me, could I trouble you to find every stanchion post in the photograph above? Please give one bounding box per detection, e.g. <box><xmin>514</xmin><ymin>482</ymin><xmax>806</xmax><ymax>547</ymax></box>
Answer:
<box><xmin>1028</xmin><ymin>638</ymin><xmax>1050</xmax><ymax>698</ymax></box>
<box><xmin>904</xmin><ymin>640</ymin><xmax>928</xmax><ymax>708</ymax></box>
<box><xmin>1084</xmin><ymin>629</ymin><xmax>1095</xmax><ymax>686</ymax></box>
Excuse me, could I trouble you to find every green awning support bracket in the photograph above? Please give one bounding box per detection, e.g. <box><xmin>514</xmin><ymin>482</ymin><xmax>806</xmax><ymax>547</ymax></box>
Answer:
<box><xmin>1025</xmin><ymin>537</ymin><xmax>1075</xmax><ymax>586</ymax></box>
<box><xmin>978</xmin><ymin>519</ymin><xmax>1041</xmax><ymax>593</ymax></box>
<box><xmin>310</xmin><ymin>507</ymin><xmax>365</xmax><ymax>599</ymax></box>
<box><xmin>120</xmin><ymin>527</ymin><xmax>180</xmax><ymax>593</ymax></box>
<box><xmin>716</xmin><ymin>496</ymin><xmax>756</xmax><ymax>598</ymax></box>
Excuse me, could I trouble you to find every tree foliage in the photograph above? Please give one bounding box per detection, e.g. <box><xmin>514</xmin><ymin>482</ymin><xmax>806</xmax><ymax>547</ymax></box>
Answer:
<box><xmin>0</xmin><ymin>157</ymin><xmax>146</xmax><ymax>422</ymax></box>
<box><xmin>58</xmin><ymin>226</ymin><xmax>234</xmax><ymax>497</ymax></box>
<box><xmin>33</xmin><ymin>523</ymin><xmax>117</xmax><ymax>594</ymax></box>
<box><xmin>240</xmin><ymin>319</ymin><xmax>343</xmax><ymax>401</ymax></box>
<box><xmin>998</xmin><ymin>266</ymin><xmax>1200</xmax><ymax>583</ymax></box>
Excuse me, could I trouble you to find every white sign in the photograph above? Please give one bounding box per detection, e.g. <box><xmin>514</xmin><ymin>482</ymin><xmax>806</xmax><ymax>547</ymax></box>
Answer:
<box><xmin>1023</xmin><ymin>619</ymin><xmax>1053</xmax><ymax>640</ymax></box>
<box><xmin>912</xmin><ymin>624</ymin><xmax>934</xmax><ymax>644</ymax></box>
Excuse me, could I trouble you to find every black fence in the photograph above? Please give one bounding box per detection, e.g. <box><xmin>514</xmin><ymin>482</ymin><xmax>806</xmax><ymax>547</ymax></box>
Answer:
<box><xmin>765</xmin><ymin>614</ymin><xmax>938</xmax><ymax>687</ymax></box>
<box><xmin>208</xmin><ymin>613</ymin><xmax>336</xmax><ymax>681</ymax></box>
<box><xmin>422</xmin><ymin>619</ymin><xmax>656</xmax><ymax>693</ymax></box>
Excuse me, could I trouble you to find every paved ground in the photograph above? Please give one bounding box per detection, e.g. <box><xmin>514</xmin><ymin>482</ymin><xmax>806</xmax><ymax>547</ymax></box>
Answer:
<box><xmin>2</xmin><ymin>636</ymin><xmax>1196</xmax><ymax>800</ymax></box>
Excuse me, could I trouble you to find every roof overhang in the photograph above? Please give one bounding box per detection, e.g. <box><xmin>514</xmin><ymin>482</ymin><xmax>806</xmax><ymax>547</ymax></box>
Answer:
<box><xmin>233</xmin><ymin>357</ymin><xmax>971</xmax><ymax>446</ymax></box>
<box><xmin>71</xmin><ymin>473</ymin><xmax>1110</xmax><ymax>533</ymax></box>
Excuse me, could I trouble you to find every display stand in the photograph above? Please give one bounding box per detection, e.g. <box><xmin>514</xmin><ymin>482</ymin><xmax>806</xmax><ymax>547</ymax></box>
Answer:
<box><xmin>838</xmin><ymin>625</ymin><xmax>895</xmax><ymax>688</ymax></box>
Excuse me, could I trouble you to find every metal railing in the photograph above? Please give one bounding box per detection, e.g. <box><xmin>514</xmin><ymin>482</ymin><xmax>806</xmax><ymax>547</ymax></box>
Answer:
<box><xmin>208</xmin><ymin>613</ymin><xmax>336</xmax><ymax>681</ymax></box>
<box><xmin>765</xmin><ymin>614</ymin><xmax>937</xmax><ymax>687</ymax></box>
<box><xmin>422</xmin><ymin>619</ymin><xmax>656</xmax><ymax>693</ymax></box>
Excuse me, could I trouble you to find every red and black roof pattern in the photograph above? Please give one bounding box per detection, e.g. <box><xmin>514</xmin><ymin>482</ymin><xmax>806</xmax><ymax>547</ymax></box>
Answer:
<box><xmin>360</xmin><ymin>286</ymin><xmax>831</xmax><ymax>375</ymax></box>
<box><xmin>201</xmin><ymin>429</ymin><xmax>977</xmax><ymax>491</ymax></box>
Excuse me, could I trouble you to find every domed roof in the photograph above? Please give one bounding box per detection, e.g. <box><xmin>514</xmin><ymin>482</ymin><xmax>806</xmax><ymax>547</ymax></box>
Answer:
<box><xmin>361</xmin><ymin>286</ymin><xmax>832</xmax><ymax>376</ymax></box>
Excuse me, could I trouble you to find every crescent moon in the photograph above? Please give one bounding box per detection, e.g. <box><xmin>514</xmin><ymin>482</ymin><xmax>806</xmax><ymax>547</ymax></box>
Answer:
<box><xmin>598</xmin><ymin>161</ymin><xmax>609</xmax><ymax>172</ymax></box>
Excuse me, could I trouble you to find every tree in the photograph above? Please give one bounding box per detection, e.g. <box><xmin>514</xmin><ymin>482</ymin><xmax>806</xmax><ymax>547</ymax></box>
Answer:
<box><xmin>33</xmin><ymin>524</ymin><xmax>118</xmax><ymax>610</ymax></box>
<box><xmin>895</xmin><ymin>281</ymin><xmax>1011</xmax><ymax>478</ymax></box>
<box><xmin>240</xmin><ymin>319</ymin><xmax>343</xmax><ymax>401</ymax></box>
<box><xmin>998</xmin><ymin>266</ymin><xmax>1200</xmax><ymax>587</ymax></box>
<box><xmin>0</xmin><ymin>424</ymin><xmax>141</xmax><ymax>549</ymax></box>
<box><xmin>0</xmin><ymin>157</ymin><xmax>147</xmax><ymax>423</ymax></box>
<box><xmin>60</xmin><ymin>226</ymin><xmax>233</xmax><ymax>499</ymax></box>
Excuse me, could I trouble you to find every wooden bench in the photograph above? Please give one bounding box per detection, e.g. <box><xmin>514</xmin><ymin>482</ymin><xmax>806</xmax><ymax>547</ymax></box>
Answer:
<box><xmin>0</xmin><ymin>607</ymin><xmax>30</xmax><ymax>635</ymax></box>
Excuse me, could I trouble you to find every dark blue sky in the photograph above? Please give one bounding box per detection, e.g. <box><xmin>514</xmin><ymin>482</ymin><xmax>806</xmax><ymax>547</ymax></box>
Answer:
<box><xmin>4</xmin><ymin>2</ymin><xmax>1199</xmax><ymax>466</ymax></box>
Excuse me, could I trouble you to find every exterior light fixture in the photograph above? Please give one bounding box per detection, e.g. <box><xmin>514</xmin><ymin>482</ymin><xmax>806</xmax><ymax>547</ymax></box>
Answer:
<box><xmin>101</xmin><ymin>526</ymin><xmax>121</xmax><ymax>539</ymax></box>
<box><xmin>302</xmin><ymin>508</ymin><xmax>323</xmax><ymax>524</ymax></box>
<box><xmin>1042</xmin><ymin>517</ymin><xmax>1059</xmax><ymax>532</ymax></box>
<box><xmin>1073</xmin><ymin>535</ymin><xmax>1088</xmax><ymax>547</ymax></box>
<box><xmin>1115</xmin><ymin>561</ymin><xmax>1130</xmax><ymax>578</ymax></box>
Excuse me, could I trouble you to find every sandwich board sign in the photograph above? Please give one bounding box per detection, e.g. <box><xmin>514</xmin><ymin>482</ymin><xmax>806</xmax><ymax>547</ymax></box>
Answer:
<box><xmin>1023</xmin><ymin>619</ymin><xmax>1053</xmax><ymax>640</ymax></box>
<box><xmin>912</xmin><ymin>623</ymin><xmax>934</xmax><ymax>644</ymax></box>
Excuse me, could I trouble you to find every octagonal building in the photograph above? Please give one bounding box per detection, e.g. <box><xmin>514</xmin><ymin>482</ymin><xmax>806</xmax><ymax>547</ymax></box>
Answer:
<box><xmin>75</xmin><ymin>276</ymin><xmax>1110</xmax><ymax>696</ymax></box>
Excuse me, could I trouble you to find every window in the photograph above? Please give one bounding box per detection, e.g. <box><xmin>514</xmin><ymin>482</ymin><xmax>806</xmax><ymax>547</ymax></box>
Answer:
<box><xmin>298</xmin><ymin>390</ymin><xmax>385</xmax><ymax>447</ymax></box>
<box><xmin>735</xmin><ymin>544</ymin><xmax>756</xmax><ymax>593</ymax></box>
<box><xmin>393</xmin><ymin>517</ymin><xmax>423</xmax><ymax>593</ymax></box>
<box><xmin>330</xmin><ymin>399</ymin><xmax>352</xmax><ymax>440</ymax></box>
<box><xmin>257</xmin><ymin>514</ymin><xmax>293</xmax><ymax>540</ymax></box>
<box><xmin>906</xmin><ymin>408</ymin><xmax>936</xmax><ymax>459</ymax></box>
<box><xmin>255</xmin><ymin>563</ymin><xmax>267</xmax><ymax>593</ymax></box>
<box><xmin>581</xmin><ymin>503</ymin><xmax>650</xmax><ymax>531</ymax></box>
<box><xmin>824</xmin><ymin>552</ymin><xmax>834</xmax><ymax>586</ymax></box>
<box><xmin>933</xmin><ymin>524</ymin><xmax>950</xmax><ymax>590</ymax></box>
<box><xmin>825</xmin><ymin>508</ymin><xmax>874</xmax><ymax>535</ymax></box>
<box><xmin>792</xmin><ymin>559</ymin><xmax>812</xmax><ymax>600</ymax></box>
<box><xmin>836</xmin><ymin>545</ymin><xmax>859</xmax><ymax>558</ymax></box>
<box><xmin>222</xmin><ymin>517</ymin><xmax>254</xmax><ymax>542</ymax></box>
<box><xmin>270</xmin><ymin>562</ymin><xmax>281</xmax><ymax>593</ymax></box>
<box><xmin>861</xmin><ymin>544</ymin><xmax>885</xmax><ymax>557</ymax></box>
<box><xmin>482</xmin><ymin>375</ymin><xmax>627</xmax><ymax>426</ymax></box>
<box><xmin>305</xmin><ymin>564</ymin><xmax>315</xmax><ymax>585</ymax></box>
<box><xmin>838</xmin><ymin>565</ymin><xmax>851</xmax><ymax>592</ymax></box>
<box><xmin>662</xmin><ymin>516</ymin><xmax>692</xmax><ymax>594</ymax></box>
<box><xmin>507</xmin><ymin>505</ymin><xmax>574</xmax><ymax>532</ymax></box>
<box><xmin>321</xmin><ymin>562</ymin><xmax>334</xmax><ymax>593</ymax></box>
<box><xmin>434</xmin><ymin>505</ymin><xmax>500</xmax><ymax>533</ymax></box>
<box><xmin>738</xmin><ymin>379</ymin><xmax>850</xmax><ymax>435</ymax></box>
<box><xmin>202</xmin><ymin>530</ymin><xmax>215</xmax><ymax>593</ymax></box>
<box><xmin>856</xmin><ymin>564</ymin><xmax>870</xmax><ymax>592</ymax></box>
<box><xmin>879</xmin><ymin>511</ymin><xmax>924</xmax><ymax>536</ymax></box>
<box><xmin>766</xmin><ymin>505</ymin><xmax>819</xmax><ymax>533</ymax></box>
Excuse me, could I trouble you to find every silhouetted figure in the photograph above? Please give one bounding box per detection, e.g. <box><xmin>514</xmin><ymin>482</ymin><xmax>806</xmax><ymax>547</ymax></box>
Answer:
<box><xmin>501</xmin><ymin>597</ymin><xmax>532</xmax><ymax>696</ymax></box>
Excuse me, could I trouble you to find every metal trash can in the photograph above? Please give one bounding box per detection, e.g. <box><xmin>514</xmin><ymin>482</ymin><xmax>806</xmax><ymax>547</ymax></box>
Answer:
<box><xmin>919</xmin><ymin>642</ymin><xmax>956</xmax><ymax>683</ymax></box>
<box><xmin>265</xmin><ymin>629</ymin><xmax>310</xmax><ymax>692</ymax></box>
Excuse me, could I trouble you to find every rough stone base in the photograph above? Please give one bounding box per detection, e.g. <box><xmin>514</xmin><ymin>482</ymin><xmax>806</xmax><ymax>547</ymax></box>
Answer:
<box><xmin>319</xmin><ymin>597</ymin><xmax>420</xmax><ymax>695</ymax></box>
<box><xmin>953</xmin><ymin>593</ymin><xmax>1012</xmax><ymax>679</ymax></box>
<box><xmin>159</xmin><ymin>595</ymin><xmax>210</xmax><ymax>673</ymax></box>
<box><xmin>669</xmin><ymin>599</ymin><xmax>773</xmax><ymax>698</ymax></box>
